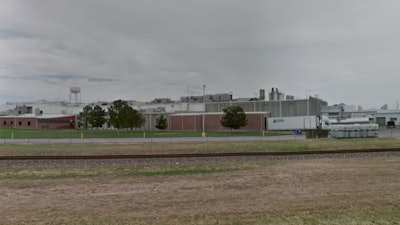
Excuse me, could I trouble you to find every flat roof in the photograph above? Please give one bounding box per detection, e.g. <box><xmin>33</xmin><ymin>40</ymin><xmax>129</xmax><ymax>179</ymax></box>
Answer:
<box><xmin>0</xmin><ymin>114</ymin><xmax>75</xmax><ymax>119</ymax></box>
<box><xmin>172</xmin><ymin>111</ymin><xmax>269</xmax><ymax>116</ymax></box>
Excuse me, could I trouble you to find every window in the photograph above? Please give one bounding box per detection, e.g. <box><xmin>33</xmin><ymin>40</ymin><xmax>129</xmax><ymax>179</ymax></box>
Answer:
<box><xmin>3</xmin><ymin>121</ymin><xmax>6</xmax><ymax>125</ymax></box>
<box><xmin>26</xmin><ymin>106</ymin><xmax>33</xmax><ymax>114</ymax></box>
<box><xmin>19</xmin><ymin>121</ymin><xmax>22</xmax><ymax>126</ymax></box>
<box><xmin>387</xmin><ymin>121</ymin><xmax>396</xmax><ymax>128</ymax></box>
<box><xmin>28</xmin><ymin>121</ymin><xmax>31</xmax><ymax>126</ymax></box>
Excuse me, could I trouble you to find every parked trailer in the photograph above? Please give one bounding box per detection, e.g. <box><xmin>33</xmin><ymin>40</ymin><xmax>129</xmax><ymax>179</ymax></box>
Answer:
<box><xmin>267</xmin><ymin>116</ymin><xmax>378</xmax><ymax>138</ymax></box>
<box><xmin>267</xmin><ymin>116</ymin><xmax>322</xmax><ymax>131</ymax></box>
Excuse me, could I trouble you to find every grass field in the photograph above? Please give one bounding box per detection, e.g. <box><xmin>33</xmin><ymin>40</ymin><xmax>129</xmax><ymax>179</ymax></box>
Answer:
<box><xmin>0</xmin><ymin>128</ymin><xmax>287</xmax><ymax>139</ymax></box>
<box><xmin>1</xmin><ymin>137</ymin><xmax>400</xmax><ymax>156</ymax></box>
<box><xmin>1</xmin><ymin>155</ymin><xmax>400</xmax><ymax>224</ymax></box>
<box><xmin>1</xmin><ymin>138</ymin><xmax>400</xmax><ymax>224</ymax></box>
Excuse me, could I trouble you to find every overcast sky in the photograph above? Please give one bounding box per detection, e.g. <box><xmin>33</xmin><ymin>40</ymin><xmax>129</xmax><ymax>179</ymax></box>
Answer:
<box><xmin>1</xmin><ymin>0</ymin><xmax>400</xmax><ymax>109</ymax></box>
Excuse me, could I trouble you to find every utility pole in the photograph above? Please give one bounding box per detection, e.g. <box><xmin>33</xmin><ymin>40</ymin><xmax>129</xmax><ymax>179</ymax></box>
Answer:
<box><xmin>306</xmin><ymin>90</ymin><xmax>311</xmax><ymax>116</ymax></box>
<box><xmin>186</xmin><ymin>85</ymin><xmax>190</xmax><ymax>111</ymax></box>
<box><xmin>202</xmin><ymin>84</ymin><xmax>206</xmax><ymax>137</ymax></box>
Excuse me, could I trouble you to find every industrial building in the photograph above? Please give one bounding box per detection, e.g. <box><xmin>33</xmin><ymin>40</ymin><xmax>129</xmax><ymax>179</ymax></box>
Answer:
<box><xmin>170</xmin><ymin>112</ymin><xmax>269</xmax><ymax>131</ymax></box>
<box><xmin>205</xmin><ymin>96</ymin><xmax>326</xmax><ymax>117</ymax></box>
<box><xmin>320</xmin><ymin>104</ymin><xmax>400</xmax><ymax>127</ymax></box>
<box><xmin>0</xmin><ymin>103</ymin><xmax>76</xmax><ymax>129</ymax></box>
<box><xmin>0</xmin><ymin>113</ymin><xmax>75</xmax><ymax>129</ymax></box>
<box><xmin>141</xmin><ymin>88</ymin><xmax>327</xmax><ymax>131</ymax></box>
<box><xmin>180</xmin><ymin>93</ymin><xmax>232</xmax><ymax>103</ymax></box>
<box><xmin>0</xmin><ymin>87</ymin><xmax>330</xmax><ymax>131</ymax></box>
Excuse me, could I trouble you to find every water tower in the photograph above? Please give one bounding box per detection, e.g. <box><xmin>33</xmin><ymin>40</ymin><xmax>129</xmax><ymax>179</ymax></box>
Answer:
<box><xmin>69</xmin><ymin>87</ymin><xmax>81</xmax><ymax>104</ymax></box>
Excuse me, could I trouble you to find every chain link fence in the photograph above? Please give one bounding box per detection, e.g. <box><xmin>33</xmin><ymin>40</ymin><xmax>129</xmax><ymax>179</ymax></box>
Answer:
<box><xmin>0</xmin><ymin>129</ymin><xmax>300</xmax><ymax>144</ymax></box>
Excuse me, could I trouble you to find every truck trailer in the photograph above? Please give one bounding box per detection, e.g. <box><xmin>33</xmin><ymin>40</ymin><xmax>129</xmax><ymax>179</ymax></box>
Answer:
<box><xmin>267</xmin><ymin>116</ymin><xmax>378</xmax><ymax>138</ymax></box>
<box><xmin>267</xmin><ymin>116</ymin><xmax>326</xmax><ymax>131</ymax></box>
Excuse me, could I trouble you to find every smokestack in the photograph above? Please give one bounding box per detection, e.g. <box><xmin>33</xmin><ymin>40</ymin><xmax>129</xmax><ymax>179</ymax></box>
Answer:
<box><xmin>259</xmin><ymin>89</ymin><xmax>265</xmax><ymax>100</ymax></box>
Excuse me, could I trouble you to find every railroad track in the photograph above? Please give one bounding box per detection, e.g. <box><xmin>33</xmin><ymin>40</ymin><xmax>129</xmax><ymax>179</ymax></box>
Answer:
<box><xmin>1</xmin><ymin>148</ymin><xmax>400</xmax><ymax>161</ymax></box>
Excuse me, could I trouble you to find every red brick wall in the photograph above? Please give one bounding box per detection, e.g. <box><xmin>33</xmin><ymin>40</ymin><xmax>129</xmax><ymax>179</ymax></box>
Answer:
<box><xmin>16</xmin><ymin>118</ymin><xmax>38</xmax><ymax>128</ymax></box>
<box><xmin>170</xmin><ymin>113</ymin><xmax>268</xmax><ymax>131</ymax></box>
<box><xmin>37</xmin><ymin>116</ymin><xmax>75</xmax><ymax>129</ymax></box>
<box><xmin>1</xmin><ymin>118</ymin><xmax>37</xmax><ymax>128</ymax></box>
<box><xmin>16</xmin><ymin>106</ymin><xmax>27</xmax><ymax>115</ymax></box>
<box><xmin>0</xmin><ymin>115</ymin><xmax>75</xmax><ymax>129</ymax></box>
<box><xmin>170</xmin><ymin>115</ymin><xmax>201</xmax><ymax>131</ymax></box>
<box><xmin>245</xmin><ymin>114</ymin><xmax>267</xmax><ymax>130</ymax></box>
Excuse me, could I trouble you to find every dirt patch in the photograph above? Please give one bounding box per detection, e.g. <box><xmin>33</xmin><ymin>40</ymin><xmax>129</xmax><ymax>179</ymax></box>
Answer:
<box><xmin>1</xmin><ymin>157</ymin><xmax>400</xmax><ymax>224</ymax></box>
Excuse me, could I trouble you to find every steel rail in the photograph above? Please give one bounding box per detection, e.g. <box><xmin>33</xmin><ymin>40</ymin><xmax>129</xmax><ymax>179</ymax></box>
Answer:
<box><xmin>1</xmin><ymin>148</ymin><xmax>400</xmax><ymax>161</ymax></box>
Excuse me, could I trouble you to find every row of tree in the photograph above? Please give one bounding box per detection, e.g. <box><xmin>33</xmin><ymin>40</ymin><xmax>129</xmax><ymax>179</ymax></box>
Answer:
<box><xmin>77</xmin><ymin>100</ymin><xmax>248</xmax><ymax>130</ymax></box>
<box><xmin>77</xmin><ymin>100</ymin><xmax>146</xmax><ymax>130</ymax></box>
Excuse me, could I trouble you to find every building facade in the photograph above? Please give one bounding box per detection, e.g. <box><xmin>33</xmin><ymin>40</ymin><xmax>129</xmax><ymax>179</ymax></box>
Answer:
<box><xmin>169</xmin><ymin>112</ymin><xmax>269</xmax><ymax>131</ymax></box>
<box><xmin>1</xmin><ymin>114</ymin><xmax>75</xmax><ymax>129</ymax></box>
<box><xmin>205</xmin><ymin>96</ymin><xmax>327</xmax><ymax>117</ymax></box>
<box><xmin>0</xmin><ymin>87</ymin><xmax>328</xmax><ymax>131</ymax></box>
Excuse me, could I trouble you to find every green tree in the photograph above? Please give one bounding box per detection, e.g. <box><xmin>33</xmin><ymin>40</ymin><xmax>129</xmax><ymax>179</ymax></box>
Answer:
<box><xmin>155</xmin><ymin>115</ymin><xmax>168</xmax><ymax>130</ymax></box>
<box><xmin>125</xmin><ymin>107</ymin><xmax>145</xmax><ymax>130</ymax></box>
<box><xmin>108</xmin><ymin>100</ymin><xmax>145</xmax><ymax>130</ymax></box>
<box><xmin>77</xmin><ymin>105</ymin><xmax>93</xmax><ymax>129</ymax></box>
<box><xmin>108</xmin><ymin>100</ymin><xmax>129</xmax><ymax>129</ymax></box>
<box><xmin>89</xmin><ymin>105</ymin><xmax>106</xmax><ymax>130</ymax></box>
<box><xmin>220</xmin><ymin>105</ymin><xmax>248</xmax><ymax>130</ymax></box>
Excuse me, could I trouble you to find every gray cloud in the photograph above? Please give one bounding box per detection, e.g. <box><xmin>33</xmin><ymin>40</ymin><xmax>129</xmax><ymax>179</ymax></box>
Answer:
<box><xmin>1</xmin><ymin>0</ymin><xmax>400</xmax><ymax>108</ymax></box>
<box><xmin>1</xmin><ymin>74</ymin><xmax>115</xmax><ymax>83</ymax></box>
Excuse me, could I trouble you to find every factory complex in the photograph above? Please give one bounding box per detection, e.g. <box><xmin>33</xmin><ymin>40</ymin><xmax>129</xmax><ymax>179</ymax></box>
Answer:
<box><xmin>0</xmin><ymin>87</ymin><xmax>398</xmax><ymax>131</ymax></box>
